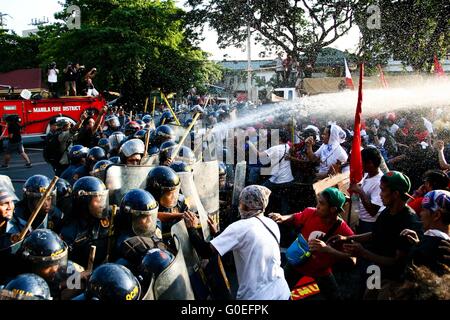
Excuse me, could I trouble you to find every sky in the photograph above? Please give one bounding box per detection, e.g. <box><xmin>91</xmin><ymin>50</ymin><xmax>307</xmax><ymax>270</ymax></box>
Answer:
<box><xmin>1</xmin><ymin>0</ymin><xmax>360</xmax><ymax>60</ymax></box>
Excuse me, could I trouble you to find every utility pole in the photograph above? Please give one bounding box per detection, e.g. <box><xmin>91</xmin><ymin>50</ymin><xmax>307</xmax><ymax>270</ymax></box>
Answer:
<box><xmin>246</xmin><ymin>0</ymin><xmax>252</xmax><ymax>103</ymax></box>
<box><xmin>0</xmin><ymin>12</ymin><xmax>11</xmax><ymax>29</ymax></box>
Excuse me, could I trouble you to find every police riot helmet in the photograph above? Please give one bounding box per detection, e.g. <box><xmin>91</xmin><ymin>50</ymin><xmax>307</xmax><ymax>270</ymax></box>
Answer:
<box><xmin>72</xmin><ymin>176</ymin><xmax>109</xmax><ymax>219</ymax></box>
<box><xmin>134</xmin><ymin>129</ymin><xmax>148</xmax><ymax>142</ymax></box>
<box><xmin>90</xmin><ymin>160</ymin><xmax>112</xmax><ymax>182</ymax></box>
<box><xmin>55</xmin><ymin>178</ymin><xmax>72</xmax><ymax>216</ymax></box>
<box><xmin>109</xmin><ymin>156</ymin><xmax>121</xmax><ymax>164</ymax></box>
<box><xmin>142</xmin><ymin>115</ymin><xmax>152</xmax><ymax>124</ymax></box>
<box><xmin>97</xmin><ymin>138</ymin><xmax>111</xmax><ymax>154</ymax></box>
<box><xmin>87</xmin><ymin>147</ymin><xmax>107</xmax><ymax>170</ymax></box>
<box><xmin>159</xmin><ymin>141</ymin><xmax>177</xmax><ymax>165</ymax></box>
<box><xmin>105</xmin><ymin>115</ymin><xmax>120</xmax><ymax>129</ymax></box>
<box><xmin>118</xmin><ymin>189</ymin><xmax>159</xmax><ymax>237</ymax></box>
<box><xmin>86</xmin><ymin>263</ymin><xmax>141</xmax><ymax>301</ymax></box>
<box><xmin>139</xmin><ymin>248</ymin><xmax>174</xmax><ymax>279</ymax></box>
<box><xmin>160</xmin><ymin>111</ymin><xmax>175</xmax><ymax>125</ymax></box>
<box><xmin>68</xmin><ymin>145</ymin><xmax>89</xmax><ymax>164</ymax></box>
<box><xmin>119</xmin><ymin>139</ymin><xmax>145</xmax><ymax>164</ymax></box>
<box><xmin>136</xmin><ymin>119</ymin><xmax>145</xmax><ymax>130</ymax></box>
<box><xmin>3</xmin><ymin>274</ymin><xmax>52</xmax><ymax>300</ymax></box>
<box><xmin>154</xmin><ymin>125</ymin><xmax>175</xmax><ymax>147</ymax></box>
<box><xmin>145</xmin><ymin>166</ymin><xmax>180</xmax><ymax>200</ymax></box>
<box><xmin>170</xmin><ymin>161</ymin><xmax>192</xmax><ymax>173</ymax></box>
<box><xmin>124</xmin><ymin>121</ymin><xmax>141</xmax><ymax>137</ymax></box>
<box><xmin>108</xmin><ymin>131</ymin><xmax>126</xmax><ymax>152</ymax></box>
<box><xmin>23</xmin><ymin>175</ymin><xmax>56</xmax><ymax>214</ymax></box>
<box><xmin>148</xmin><ymin>146</ymin><xmax>159</xmax><ymax>157</ymax></box>
<box><xmin>20</xmin><ymin>229</ymin><xmax>68</xmax><ymax>283</ymax></box>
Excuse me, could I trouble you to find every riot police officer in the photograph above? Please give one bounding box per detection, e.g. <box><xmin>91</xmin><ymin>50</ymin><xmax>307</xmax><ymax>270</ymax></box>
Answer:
<box><xmin>142</xmin><ymin>115</ymin><xmax>155</xmax><ymax>130</ymax></box>
<box><xmin>8</xmin><ymin>175</ymin><xmax>63</xmax><ymax>234</ymax></box>
<box><xmin>170</xmin><ymin>161</ymin><xmax>193</xmax><ymax>173</ymax></box>
<box><xmin>60</xmin><ymin>145</ymin><xmax>89</xmax><ymax>183</ymax></box>
<box><xmin>145</xmin><ymin>166</ymin><xmax>189</xmax><ymax>240</ymax></box>
<box><xmin>119</xmin><ymin>139</ymin><xmax>145</xmax><ymax>165</ymax></box>
<box><xmin>103</xmin><ymin>115</ymin><xmax>121</xmax><ymax>137</ymax></box>
<box><xmin>97</xmin><ymin>138</ymin><xmax>111</xmax><ymax>156</ymax></box>
<box><xmin>108</xmin><ymin>131</ymin><xmax>126</xmax><ymax>157</ymax></box>
<box><xmin>152</xmin><ymin>125</ymin><xmax>175</xmax><ymax>148</ymax></box>
<box><xmin>60</xmin><ymin>176</ymin><xmax>110</xmax><ymax>269</ymax></box>
<box><xmin>0</xmin><ymin>273</ymin><xmax>52</xmax><ymax>300</ymax></box>
<box><xmin>90</xmin><ymin>159</ymin><xmax>112</xmax><ymax>183</ymax></box>
<box><xmin>73</xmin><ymin>263</ymin><xmax>141</xmax><ymax>301</ymax></box>
<box><xmin>123</xmin><ymin>121</ymin><xmax>141</xmax><ymax>137</ymax></box>
<box><xmin>71</xmin><ymin>147</ymin><xmax>107</xmax><ymax>183</ymax></box>
<box><xmin>113</xmin><ymin>189</ymin><xmax>167</xmax><ymax>270</ymax></box>
<box><xmin>17</xmin><ymin>229</ymin><xmax>85</xmax><ymax>300</ymax></box>
<box><xmin>54</xmin><ymin>178</ymin><xmax>72</xmax><ymax>222</ymax></box>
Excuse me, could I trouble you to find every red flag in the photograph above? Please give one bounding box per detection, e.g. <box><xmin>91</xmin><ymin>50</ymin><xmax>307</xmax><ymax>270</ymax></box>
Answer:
<box><xmin>377</xmin><ymin>64</ymin><xmax>388</xmax><ymax>88</ymax></box>
<box><xmin>434</xmin><ymin>55</ymin><xmax>445</xmax><ymax>77</ymax></box>
<box><xmin>350</xmin><ymin>64</ymin><xmax>364</xmax><ymax>184</ymax></box>
<box><xmin>344</xmin><ymin>58</ymin><xmax>355</xmax><ymax>90</ymax></box>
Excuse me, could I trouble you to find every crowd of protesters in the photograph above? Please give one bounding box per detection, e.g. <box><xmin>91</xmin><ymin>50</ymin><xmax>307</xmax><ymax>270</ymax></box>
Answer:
<box><xmin>0</xmin><ymin>94</ymin><xmax>449</xmax><ymax>301</ymax></box>
<box><xmin>47</xmin><ymin>62</ymin><xmax>98</xmax><ymax>98</ymax></box>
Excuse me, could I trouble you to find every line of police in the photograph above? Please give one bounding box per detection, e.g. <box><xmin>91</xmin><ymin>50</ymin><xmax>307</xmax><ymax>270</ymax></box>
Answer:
<box><xmin>0</xmin><ymin>105</ymin><xmax>234</xmax><ymax>301</ymax></box>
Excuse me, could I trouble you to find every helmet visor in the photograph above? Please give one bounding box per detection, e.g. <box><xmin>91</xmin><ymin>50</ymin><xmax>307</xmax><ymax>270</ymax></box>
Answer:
<box><xmin>131</xmin><ymin>208</ymin><xmax>158</xmax><ymax>237</ymax></box>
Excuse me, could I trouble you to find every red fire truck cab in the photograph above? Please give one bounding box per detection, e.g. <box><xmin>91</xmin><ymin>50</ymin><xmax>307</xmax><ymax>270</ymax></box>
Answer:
<box><xmin>0</xmin><ymin>89</ymin><xmax>106</xmax><ymax>138</ymax></box>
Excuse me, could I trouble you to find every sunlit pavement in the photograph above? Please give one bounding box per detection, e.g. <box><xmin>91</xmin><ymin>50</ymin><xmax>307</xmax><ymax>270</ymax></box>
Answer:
<box><xmin>0</xmin><ymin>138</ymin><xmax>54</xmax><ymax>198</ymax></box>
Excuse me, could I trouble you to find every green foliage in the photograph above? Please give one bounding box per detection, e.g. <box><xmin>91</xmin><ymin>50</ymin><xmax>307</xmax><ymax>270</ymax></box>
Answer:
<box><xmin>355</xmin><ymin>0</ymin><xmax>449</xmax><ymax>71</ymax></box>
<box><xmin>0</xmin><ymin>0</ymin><xmax>222</xmax><ymax>104</ymax></box>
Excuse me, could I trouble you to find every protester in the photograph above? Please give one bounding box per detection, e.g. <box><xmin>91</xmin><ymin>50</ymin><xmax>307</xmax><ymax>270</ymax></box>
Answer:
<box><xmin>184</xmin><ymin>185</ymin><xmax>291</xmax><ymax>300</ymax></box>
<box><xmin>1</xmin><ymin>115</ymin><xmax>32</xmax><ymax>168</ymax></box>
<box><xmin>270</xmin><ymin>187</ymin><xmax>355</xmax><ymax>300</ymax></box>
<box><xmin>47</xmin><ymin>62</ymin><xmax>59</xmax><ymax>98</ymax></box>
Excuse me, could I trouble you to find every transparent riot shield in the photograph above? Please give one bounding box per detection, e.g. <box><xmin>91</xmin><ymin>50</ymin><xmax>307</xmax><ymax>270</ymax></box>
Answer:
<box><xmin>231</xmin><ymin>161</ymin><xmax>246</xmax><ymax>207</ymax></box>
<box><xmin>153</xmin><ymin>234</ymin><xmax>195</xmax><ymax>300</ymax></box>
<box><xmin>140</xmin><ymin>154</ymin><xmax>159</xmax><ymax>166</ymax></box>
<box><xmin>192</xmin><ymin>160</ymin><xmax>219</xmax><ymax>216</ymax></box>
<box><xmin>141</xmin><ymin>277</ymin><xmax>155</xmax><ymax>300</ymax></box>
<box><xmin>177</xmin><ymin>172</ymin><xmax>211</xmax><ymax>242</ymax></box>
<box><xmin>0</xmin><ymin>175</ymin><xmax>19</xmax><ymax>201</ymax></box>
<box><xmin>104</xmin><ymin>165</ymin><xmax>155</xmax><ymax>205</ymax></box>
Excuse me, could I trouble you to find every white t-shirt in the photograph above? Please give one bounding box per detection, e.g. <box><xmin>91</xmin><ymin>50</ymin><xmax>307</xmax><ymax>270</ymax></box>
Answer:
<box><xmin>314</xmin><ymin>144</ymin><xmax>348</xmax><ymax>174</ymax></box>
<box><xmin>210</xmin><ymin>216</ymin><xmax>291</xmax><ymax>300</ymax></box>
<box><xmin>358</xmin><ymin>171</ymin><xmax>385</xmax><ymax>222</ymax></box>
<box><xmin>48</xmin><ymin>69</ymin><xmax>58</xmax><ymax>83</ymax></box>
<box><xmin>389</xmin><ymin>124</ymin><xmax>399</xmax><ymax>136</ymax></box>
<box><xmin>263</xmin><ymin>144</ymin><xmax>294</xmax><ymax>184</ymax></box>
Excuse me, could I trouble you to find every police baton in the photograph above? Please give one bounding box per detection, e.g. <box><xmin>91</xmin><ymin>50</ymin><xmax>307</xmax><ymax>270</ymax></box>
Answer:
<box><xmin>87</xmin><ymin>245</ymin><xmax>97</xmax><ymax>273</ymax></box>
<box><xmin>142</xmin><ymin>129</ymin><xmax>152</xmax><ymax>160</ymax></box>
<box><xmin>13</xmin><ymin>176</ymin><xmax>59</xmax><ymax>243</ymax></box>
<box><xmin>104</xmin><ymin>205</ymin><xmax>118</xmax><ymax>263</ymax></box>
<box><xmin>170</xmin><ymin>112</ymin><xmax>201</xmax><ymax>162</ymax></box>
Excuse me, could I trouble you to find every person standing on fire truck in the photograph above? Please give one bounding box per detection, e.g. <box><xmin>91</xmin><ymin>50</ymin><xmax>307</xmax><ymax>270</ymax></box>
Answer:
<box><xmin>1</xmin><ymin>115</ymin><xmax>32</xmax><ymax>168</ymax></box>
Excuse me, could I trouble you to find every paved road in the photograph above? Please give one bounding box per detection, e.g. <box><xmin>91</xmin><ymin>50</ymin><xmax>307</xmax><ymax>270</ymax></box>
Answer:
<box><xmin>0</xmin><ymin>138</ymin><xmax>54</xmax><ymax>198</ymax></box>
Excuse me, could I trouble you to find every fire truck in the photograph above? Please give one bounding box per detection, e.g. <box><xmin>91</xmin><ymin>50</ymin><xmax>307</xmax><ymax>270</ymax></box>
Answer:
<box><xmin>0</xmin><ymin>85</ymin><xmax>107</xmax><ymax>138</ymax></box>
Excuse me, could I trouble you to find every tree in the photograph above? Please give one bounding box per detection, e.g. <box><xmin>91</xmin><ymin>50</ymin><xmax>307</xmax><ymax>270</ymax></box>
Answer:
<box><xmin>355</xmin><ymin>0</ymin><xmax>450</xmax><ymax>72</ymax></box>
<box><xmin>187</xmin><ymin>0</ymin><xmax>357</xmax><ymax>68</ymax></box>
<box><xmin>0</xmin><ymin>30</ymin><xmax>40</xmax><ymax>73</ymax></box>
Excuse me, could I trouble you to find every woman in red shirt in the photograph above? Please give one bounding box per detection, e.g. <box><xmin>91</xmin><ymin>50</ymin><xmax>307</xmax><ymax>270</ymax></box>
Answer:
<box><xmin>270</xmin><ymin>187</ymin><xmax>355</xmax><ymax>300</ymax></box>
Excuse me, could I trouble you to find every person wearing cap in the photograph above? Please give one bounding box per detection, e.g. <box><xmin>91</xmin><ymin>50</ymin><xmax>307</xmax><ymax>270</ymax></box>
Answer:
<box><xmin>401</xmin><ymin>190</ymin><xmax>450</xmax><ymax>275</ymax></box>
<box><xmin>333</xmin><ymin>171</ymin><xmax>422</xmax><ymax>299</ymax></box>
<box><xmin>407</xmin><ymin>170</ymin><xmax>449</xmax><ymax>214</ymax></box>
<box><xmin>270</xmin><ymin>187</ymin><xmax>355</xmax><ymax>300</ymax></box>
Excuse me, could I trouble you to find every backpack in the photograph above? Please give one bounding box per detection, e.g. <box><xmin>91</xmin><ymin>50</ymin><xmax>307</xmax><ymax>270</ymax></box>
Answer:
<box><xmin>43</xmin><ymin>132</ymin><xmax>64</xmax><ymax>166</ymax></box>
